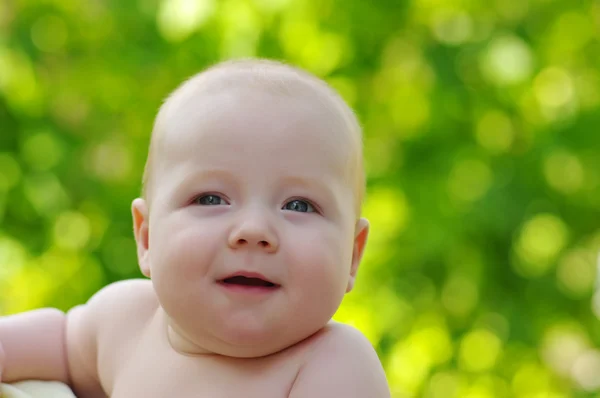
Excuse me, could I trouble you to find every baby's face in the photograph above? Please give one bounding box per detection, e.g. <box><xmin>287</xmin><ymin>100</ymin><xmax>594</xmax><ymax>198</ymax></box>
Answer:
<box><xmin>136</xmin><ymin>87</ymin><xmax>368</xmax><ymax>357</ymax></box>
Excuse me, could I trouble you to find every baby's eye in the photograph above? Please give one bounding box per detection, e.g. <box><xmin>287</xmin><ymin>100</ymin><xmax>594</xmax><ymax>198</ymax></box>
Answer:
<box><xmin>283</xmin><ymin>199</ymin><xmax>316</xmax><ymax>213</ymax></box>
<box><xmin>193</xmin><ymin>194</ymin><xmax>227</xmax><ymax>206</ymax></box>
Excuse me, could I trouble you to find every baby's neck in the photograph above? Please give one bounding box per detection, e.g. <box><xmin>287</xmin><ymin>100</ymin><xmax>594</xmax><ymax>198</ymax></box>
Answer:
<box><xmin>159</xmin><ymin>310</ymin><xmax>214</xmax><ymax>356</ymax></box>
<box><xmin>167</xmin><ymin>325</ymin><xmax>214</xmax><ymax>356</ymax></box>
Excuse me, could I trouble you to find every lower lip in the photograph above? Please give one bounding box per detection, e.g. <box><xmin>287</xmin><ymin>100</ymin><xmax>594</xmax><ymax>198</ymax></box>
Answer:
<box><xmin>218</xmin><ymin>282</ymin><xmax>280</xmax><ymax>295</ymax></box>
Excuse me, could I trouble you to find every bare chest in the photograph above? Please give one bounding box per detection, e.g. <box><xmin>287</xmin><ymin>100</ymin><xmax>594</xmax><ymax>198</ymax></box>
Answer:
<box><xmin>106</xmin><ymin>334</ymin><xmax>301</xmax><ymax>398</ymax></box>
<box><xmin>109</xmin><ymin>362</ymin><xmax>296</xmax><ymax>398</ymax></box>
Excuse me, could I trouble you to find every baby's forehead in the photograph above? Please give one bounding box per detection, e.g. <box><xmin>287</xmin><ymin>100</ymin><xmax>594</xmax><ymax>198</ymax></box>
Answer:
<box><xmin>159</xmin><ymin>89</ymin><xmax>353</xmax><ymax>172</ymax></box>
<box><xmin>156</xmin><ymin>64</ymin><xmax>358</xmax><ymax>148</ymax></box>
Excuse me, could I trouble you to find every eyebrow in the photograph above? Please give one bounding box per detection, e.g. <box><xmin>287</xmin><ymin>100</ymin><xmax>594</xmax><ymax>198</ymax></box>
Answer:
<box><xmin>174</xmin><ymin>168</ymin><xmax>237</xmax><ymax>186</ymax></box>
<box><xmin>172</xmin><ymin>167</ymin><xmax>336</xmax><ymax>192</ymax></box>
<box><xmin>279</xmin><ymin>175</ymin><xmax>342</xmax><ymax>211</ymax></box>
<box><xmin>279</xmin><ymin>175</ymin><xmax>335</xmax><ymax>195</ymax></box>
<box><xmin>160</xmin><ymin>168</ymin><xmax>237</xmax><ymax>202</ymax></box>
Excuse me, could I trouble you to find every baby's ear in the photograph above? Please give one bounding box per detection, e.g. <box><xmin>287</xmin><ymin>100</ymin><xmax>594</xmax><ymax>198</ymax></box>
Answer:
<box><xmin>347</xmin><ymin>218</ymin><xmax>369</xmax><ymax>293</ymax></box>
<box><xmin>132</xmin><ymin>198</ymin><xmax>151</xmax><ymax>278</ymax></box>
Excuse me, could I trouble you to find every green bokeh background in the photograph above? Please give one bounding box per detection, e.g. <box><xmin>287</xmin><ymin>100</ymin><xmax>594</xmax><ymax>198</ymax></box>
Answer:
<box><xmin>1</xmin><ymin>0</ymin><xmax>600</xmax><ymax>396</ymax></box>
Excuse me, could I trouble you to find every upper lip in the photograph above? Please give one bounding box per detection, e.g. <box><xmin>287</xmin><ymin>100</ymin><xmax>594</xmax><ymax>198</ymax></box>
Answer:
<box><xmin>218</xmin><ymin>271</ymin><xmax>279</xmax><ymax>285</ymax></box>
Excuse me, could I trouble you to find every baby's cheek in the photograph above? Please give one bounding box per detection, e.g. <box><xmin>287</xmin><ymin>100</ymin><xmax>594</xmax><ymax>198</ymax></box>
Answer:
<box><xmin>154</xmin><ymin>222</ymin><xmax>220</xmax><ymax>275</ymax></box>
<box><xmin>291</xmin><ymin>231</ymin><xmax>349</xmax><ymax>289</ymax></box>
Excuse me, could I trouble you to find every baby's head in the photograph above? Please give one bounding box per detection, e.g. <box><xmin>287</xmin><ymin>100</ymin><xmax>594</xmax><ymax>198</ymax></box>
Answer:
<box><xmin>132</xmin><ymin>59</ymin><xmax>370</xmax><ymax>357</ymax></box>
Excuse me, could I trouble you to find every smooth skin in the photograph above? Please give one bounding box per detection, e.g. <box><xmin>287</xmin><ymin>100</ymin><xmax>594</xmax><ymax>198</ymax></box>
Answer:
<box><xmin>0</xmin><ymin>65</ymin><xmax>390</xmax><ymax>398</ymax></box>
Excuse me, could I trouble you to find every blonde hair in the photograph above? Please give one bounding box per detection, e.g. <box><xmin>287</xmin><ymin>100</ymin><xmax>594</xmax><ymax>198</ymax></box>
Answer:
<box><xmin>142</xmin><ymin>59</ymin><xmax>365</xmax><ymax>217</ymax></box>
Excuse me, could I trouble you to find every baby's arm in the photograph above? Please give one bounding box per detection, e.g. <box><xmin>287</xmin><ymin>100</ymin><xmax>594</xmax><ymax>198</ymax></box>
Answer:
<box><xmin>0</xmin><ymin>308</ymin><xmax>70</xmax><ymax>383</ymax></box>
<box><xmin>288</xmin><ymin>324</ymin><xmax>390</xmax><ymax>398</ymax></box>
<box><xmin>0</xmin><ymin>305</ymin><xmax>105</xmax><ymax>398</ymax></box>
<box><xmin>0</xmin><ymin>279</ymin><xmax>156</xmax><ymax>398</ymax></box>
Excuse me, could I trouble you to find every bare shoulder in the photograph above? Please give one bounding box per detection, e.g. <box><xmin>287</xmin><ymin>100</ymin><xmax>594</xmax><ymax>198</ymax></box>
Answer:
<box><xmin>65</xmin><ymin>279</ymin><xmax>158</xmax><ymax>397</ymax></box>
<box><xmin>74</xmin><ymin>278</ymin><xmax>158</xmax><ymax>341</ymax></box>
<box><xmin>85</xmin><ymin>278</ymin><xmax>157</xmax><ymax>317</ymax></box>
<box><xmin>288</xmin><ymin>322</ymin><xmax>390</xmax><ymax>398</ymax></box>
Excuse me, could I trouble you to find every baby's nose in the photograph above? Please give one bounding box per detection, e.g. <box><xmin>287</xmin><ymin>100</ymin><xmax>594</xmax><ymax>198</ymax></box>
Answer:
<box><xmin>228</xmin><ymin>216</ymin><xmax>279</xmax><ymax>253</ymax></box>
<box><xmin>233</xmin><ymin>237</ymin><xmax>272</xmax><ymax>249</ymax></box>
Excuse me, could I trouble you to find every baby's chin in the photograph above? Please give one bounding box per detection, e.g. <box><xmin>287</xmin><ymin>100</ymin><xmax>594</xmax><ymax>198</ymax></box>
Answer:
<box><xmin>166</xmin><ymin>314</ymin><xmax>325</xmax><ymax>358</ymax></box>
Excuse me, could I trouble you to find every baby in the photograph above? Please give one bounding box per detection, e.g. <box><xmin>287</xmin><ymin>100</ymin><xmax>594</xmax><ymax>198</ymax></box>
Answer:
<box><xmin>0</xmin><ymin>59</ymin><xmax>390</xmax><ymax>397</ymax></box>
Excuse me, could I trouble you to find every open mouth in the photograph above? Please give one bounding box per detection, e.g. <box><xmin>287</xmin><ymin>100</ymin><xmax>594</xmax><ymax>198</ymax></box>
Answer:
<box><xmin>220</xmin><ymin>275</ymin><xmax>278</xmax><ymax>288</ymax></box>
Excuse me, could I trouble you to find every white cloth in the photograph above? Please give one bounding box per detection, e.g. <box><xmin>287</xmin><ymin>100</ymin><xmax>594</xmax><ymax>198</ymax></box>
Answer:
<box><xmin>1</xmin><ymin>381</ymin><xmax>75</xmax><ymax>398</ymax></box>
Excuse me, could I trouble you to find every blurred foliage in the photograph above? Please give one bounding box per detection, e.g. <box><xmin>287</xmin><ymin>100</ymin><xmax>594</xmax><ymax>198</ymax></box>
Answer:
<box><xmin>1</xmin><ymin>0</ymin><xmax>600</xmax><ymax>396</ymax></box>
